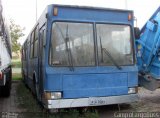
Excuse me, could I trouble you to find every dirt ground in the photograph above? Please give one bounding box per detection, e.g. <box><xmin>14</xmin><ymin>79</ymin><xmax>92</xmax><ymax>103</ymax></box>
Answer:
<box><xmin>1</xmin><ymin>82</ymin><xmax>160</xmax><ymax>118</ymax></box>
<box><xmin>98</xmin><ymin>87</ymin><xmax>160</xmax><ymax>118</ymax></box>
<box><xmin>0</xmin><ymin>82</ymin><xmax>24</xmax><ymax>112</ymax></box>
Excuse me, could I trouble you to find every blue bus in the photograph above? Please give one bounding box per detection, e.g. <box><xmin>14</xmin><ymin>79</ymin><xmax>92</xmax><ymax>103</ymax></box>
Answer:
<box><xmin>21</xmin><ymin>4</ymin><xmax>138</xmax><ymax>109</ymax></box>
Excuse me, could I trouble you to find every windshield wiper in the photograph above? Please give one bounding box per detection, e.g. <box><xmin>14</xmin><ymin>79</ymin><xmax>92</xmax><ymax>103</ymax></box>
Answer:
<box><xmin>55</xmin><ymin>23</ymin><xmax>74</xmax><ymax>71</ymax></box>
<box><xmin>99</xmin><ymin>36</ymin><xmax>122</xmax><ymax>70</ymax></box>
<box><xmin>65</xmin><ymin>25</ymin><xmax>74</xmax><ymax>71</ymax></box>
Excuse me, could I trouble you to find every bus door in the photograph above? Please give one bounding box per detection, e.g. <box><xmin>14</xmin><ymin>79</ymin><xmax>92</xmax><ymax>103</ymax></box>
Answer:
<box><xmin>38</xmin><ymin>26</ymin><xmax>46</xmax><ymax>99</ymax></box>
<box><xmin>29</xmin><ymin>26</ymin><xmax>39</xmax><ymax>93</ymax></box>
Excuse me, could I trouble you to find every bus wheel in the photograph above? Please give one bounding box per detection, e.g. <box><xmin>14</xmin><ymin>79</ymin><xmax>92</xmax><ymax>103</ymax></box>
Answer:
<box><xmin>23</xmin><ymin>73</ymin><xmax>28</xmax><ymax>88</ymax></box>
<box><xmin>34</xmin><ymin>77</ymin><xmax>41</xmax><ymax>102</ymax></box>
<box><xmin>2</xmin><ymin>81</ymin><xmax>11</xmax><ymax>97</ymax></box>
<box><xmin>2</xmin><ymin>69</ymin><xmax>11</xmax><ymax>97</ymax></box>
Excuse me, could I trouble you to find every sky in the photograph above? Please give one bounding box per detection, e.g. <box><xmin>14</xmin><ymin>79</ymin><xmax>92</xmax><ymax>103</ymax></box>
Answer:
<box><xmin>2</xmin><ymin>0</ymin><xmax>160</xmax><ymax>44</ymax></box>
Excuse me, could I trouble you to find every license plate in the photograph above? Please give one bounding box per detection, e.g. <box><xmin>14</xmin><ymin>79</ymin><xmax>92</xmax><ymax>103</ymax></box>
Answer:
<box><xmin>89</xmin><ymin>97</ymin><xmax>106</xmax><ymax>106</ymax></box>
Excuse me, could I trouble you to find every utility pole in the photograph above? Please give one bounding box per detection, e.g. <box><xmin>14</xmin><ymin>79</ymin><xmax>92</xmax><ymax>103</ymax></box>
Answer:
<box><xmin>125</xmin><ymin>0</ymin><xmax>128</xmax><ymax>9</ymax></box>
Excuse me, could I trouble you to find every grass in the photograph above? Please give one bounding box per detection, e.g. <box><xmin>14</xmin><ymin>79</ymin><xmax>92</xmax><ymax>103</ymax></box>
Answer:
<box><xmin>12</xmin><ymin>59</ymin><xmax>22</xmax><ymax>68</ymax></box>
<box><xmin>12</xmin><ymin>58</ymin><xmax>22</xmax><ymax>81</ymax></box>
<box><xmin>12</xmin><ymin>73</ymin><xmax>22</xmax><ymax>81</ymax></box>
<box><xmin>16</xmin><ymin>82</ymin><xmax>99</xmax><ymax>118</ymax></box>
<box><xmin>12</xmin><ymin>58</ymin><xmax>99</xmax><ymax>117</ymax></box>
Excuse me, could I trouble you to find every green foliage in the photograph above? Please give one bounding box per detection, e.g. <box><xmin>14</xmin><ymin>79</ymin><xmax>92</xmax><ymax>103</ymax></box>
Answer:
<box><xmin>12</xmin><ymin>59</ymin><xmax>22</xmax><ymax>68</ymax></box>
<box><xmin>12</xmin><ymin>73</ymin><xmax>22</xmax><ymax>80</ymax></box>
<box><xmin>10</xmin><ymin>19</ymin><xmax>25</xmax><ymax>55</ymax></box>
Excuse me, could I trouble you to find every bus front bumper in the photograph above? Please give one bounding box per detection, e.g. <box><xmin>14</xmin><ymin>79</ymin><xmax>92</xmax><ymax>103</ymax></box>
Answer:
<box><xmin>44</xmin><ymin>94</ymin><xmax>138</xmax><ymax>109</ymax></box>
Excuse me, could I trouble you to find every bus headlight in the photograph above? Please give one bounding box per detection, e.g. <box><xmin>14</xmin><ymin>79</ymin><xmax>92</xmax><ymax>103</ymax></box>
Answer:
<box><xmin>44</xmin><ymin>92</ymin><xmax>62</xmax><ymax>100</ymax></box>
<box><xmin>128</xmin><ymin>87</ymin><xmax>138</xmax><ymax>94</ymax></box>
<box><xmin>51</xmin><ymin>92</ymin><xmax>62</xmax><ymax>99</ymax></box>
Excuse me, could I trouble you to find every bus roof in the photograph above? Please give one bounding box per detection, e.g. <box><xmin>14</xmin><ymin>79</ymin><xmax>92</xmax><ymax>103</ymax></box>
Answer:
<box><xmin>49</xmin><ymin>4</ymin><xmax>133</xmax><ymax>13</ymax></box>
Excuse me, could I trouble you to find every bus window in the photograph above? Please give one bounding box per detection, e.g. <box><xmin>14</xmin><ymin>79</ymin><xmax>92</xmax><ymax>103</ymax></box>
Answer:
<box><xmin>50</xmin><ymin>22</ymin><xmax>95</xmax><ymax>66</ymax></box>
<box><xmin>33</xmin><ymin>26</ymin><xmax>39</xmax><ymax>57</ymax></box>
<box><xmin>22</xmin><ymin>48</ymin><xmax>24</xmax><ymax>60</ymax></box>
<box><xmin>33</xmin><ymin>39</ymin><xmax>38</xmax><ymax>57</ymax></box>
<box><xmin>22</xmin><ymin>43</ymin><xmax>26</xmax><ymax>60</ymax></box>
<box><xmin>96</xmin><ymin>24</ymin><xmax>133</xmax><ymax>66</ymax></box>
<box><xmin>30</xmin><ymin>26</ymin><xmax>39</xmax><ymax>58</ymax></box>
<box><xmin>30</xmin><ymin>32</ymin><xmax>34</xmax><ymax>58</ymax></box>
<box><xmin>42</xmin><ymin>29</ymin><xmax>46</xmax><ymax>47</ymax></box>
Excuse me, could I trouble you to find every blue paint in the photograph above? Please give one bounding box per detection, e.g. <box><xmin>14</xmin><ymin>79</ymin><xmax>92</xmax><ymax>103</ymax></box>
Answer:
<box><xmin>45</xmin><ymin>66</ymin><xmax>137</xmax><ymax>98</ymax></box>
<box><xmin>146</xmin><ymin>21</ymin><xmax>157</xmax><ymax>32</ymax></box>
<box><xmin>22</xmin><ymin>4</ymin><xmax>138</xmax><ymax>107</ymax></box>
<box><xmin>136</xmin><ymin>7</ymin><xmax>160</xmax><ymax>81</ymax></box>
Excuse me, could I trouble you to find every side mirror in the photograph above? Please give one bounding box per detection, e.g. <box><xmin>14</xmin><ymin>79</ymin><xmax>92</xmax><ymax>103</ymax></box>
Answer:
<box><xmin>134</xmin><ymin>27</ymin><xmax>140</xmax><ymax>39</ymax></box>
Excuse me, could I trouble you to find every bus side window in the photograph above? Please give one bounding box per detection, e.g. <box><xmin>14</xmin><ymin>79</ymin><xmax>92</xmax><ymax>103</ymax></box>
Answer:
<box><xmin>27</xmin><ymin>39</ymin><xmax>30</xmax><ymax>58</ymax></box>
<box><xmin>21</xmin><ymin>48</ymin><xmax>24</xmax><ymax>60</ymax></box>
<box><xmin>24</xmin><ymin>41</ymin><xmax>27</xmax><ymax>60</ymax></box>
<box><xmin>38</xmin><ymin>27</ymin><xmax>46</xmax><ymax>57</ymax></box>
<box><xmin>42</xmin><ymin>29</ymin><xmax>46</xmax><ymax>47</ymax></box>
<box><xmin>22</xmin><ymin>44</ymin><xmax>25</xmax><ymax>60</ymax></box>
<box><xmin>30</xmin><ymin>32</ymin><xmax>34</xmax><ymax>58</ymax></box>
<box><xmin>33</xmin><ymin>26</ymin><xmax>39</xmax><ymax>58</ymax></box>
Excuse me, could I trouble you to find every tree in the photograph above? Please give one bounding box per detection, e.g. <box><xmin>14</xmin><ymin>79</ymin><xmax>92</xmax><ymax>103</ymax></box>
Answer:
<box><xmin>9</xmin><ymin>19</ymin><xmax>25</xmax><ymax>56</ymax></box>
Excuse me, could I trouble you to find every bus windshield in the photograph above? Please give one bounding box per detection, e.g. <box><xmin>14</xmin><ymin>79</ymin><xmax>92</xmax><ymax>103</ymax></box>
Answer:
<box><xmin>97</xmin><ymin>24</ymin><xmax>133</xmax><ymax>66</ymax></box>
<box><xmin>50</xmin><ymin>22</ymin><xmax>134</xmax><ymax>67</ymax></box>
<box><xmin>50</xmin><ymin>22</ymin><xmax>95</xmax><ymax>66</ymax></box>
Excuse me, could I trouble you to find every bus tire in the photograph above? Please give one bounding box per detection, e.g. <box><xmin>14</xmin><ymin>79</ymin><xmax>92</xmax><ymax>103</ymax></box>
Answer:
<box><xmin>1</xmin><ymin>68</ymin><xmax>12</xmax><ymax>97</ymax></box>
<box><xmin>33</xmin><ymin>75</ymin><xmax>40</xmax><ymax>100</ymax></box>
<box><xmin>2</xmin><ymin>80</ymin><xmax>11</xmax><ymax>97</ymax></box>
<box><xmin>23</xmin><ymin>73</ymin><xmax>28</xmax><ymax>88</ymax></box>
